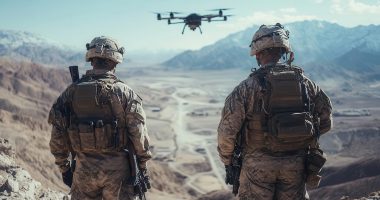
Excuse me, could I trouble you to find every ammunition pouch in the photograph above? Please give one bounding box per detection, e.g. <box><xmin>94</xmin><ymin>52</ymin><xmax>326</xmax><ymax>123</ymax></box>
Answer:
<box><xmin>306</xmin><ymin>174</ymin><xmax>322</xmax><ymax>189</ymax></box>
<box><xmin>269</xmin><ymin>112</ymin><xmax>314</xmax><ymax>142</ymax></box>
<box><xmin>306</xmin><ymin>148</ymin><xmax>326</xmax><ymax>173</ymax></box>
<box><xmin>305</xmin><ymin>148</ymin><xmax>326</xmax><ymax>188</ymax></box>
<box><xmin>68</xmin><ymin>120</ymin><xmax>126</xmax><ymax>153</ymax></box>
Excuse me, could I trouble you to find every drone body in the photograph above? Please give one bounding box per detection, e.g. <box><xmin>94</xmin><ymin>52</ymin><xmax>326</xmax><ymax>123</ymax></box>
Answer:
<box><xmin>156</xmin><ymin>9</ymin><xmax>232</xmax><ymax>34</ymax></box>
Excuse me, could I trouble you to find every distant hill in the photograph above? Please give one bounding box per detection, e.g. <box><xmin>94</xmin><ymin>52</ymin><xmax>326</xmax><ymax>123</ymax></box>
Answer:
<box><xmin>164</xmin><ymin>20</ymin><xmax>380</xmax><ymax>84</ymax></box>
<box><xmin>0</xmin><ymin>56</ymin><xmax>71</xmax><ymax>120</ymax></box>
<box><xmin>310</xmin><ymin>157</ymin><xmax>380</xmax><ymax>200</ymax></box>
<box><xmin>0</xmin><ymin>30</ymin><xmax>83</xmax><ymax>67</ymax></box>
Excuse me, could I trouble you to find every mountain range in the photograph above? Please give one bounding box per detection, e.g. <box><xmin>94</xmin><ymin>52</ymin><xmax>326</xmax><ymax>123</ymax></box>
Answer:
<box><xmin>3</xmin><ymin>20</ymin><xmax>380</xmax><ymax>84</ymax></box>
<box><xmin>0</xmin><ymin>30</ymin><xmax>83</xmax><ymax>67</ymax></box>
<box><xmin>164</xmin><ymin>20</ymin><xmax>380</xmax><ymax>84</ymax></box>
<box><xmin>0</xmin><ymin>30</ymin><xmax>181</xmax><ymax>67</ymax></box>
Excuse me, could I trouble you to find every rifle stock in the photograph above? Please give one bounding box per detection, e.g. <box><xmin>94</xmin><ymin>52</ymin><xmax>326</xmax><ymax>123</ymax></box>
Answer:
<box><xmin>125</xmin><ymin>139</ymin><xmax>151</xmax><ymax>200</ymax></box>
<box><xmin>230</xmin><ymin>140</ymin><xmax>242</xmax><ymax>196</ymax></box>
<box><xmin>226</xmin><ymin>122</ymin><xmax>245</xmax><ymax>196</ymax></box>
<box><xmin>69</xmin><ymin>66</ymin><xmax>79</xmax><ymax>83</ymax></box>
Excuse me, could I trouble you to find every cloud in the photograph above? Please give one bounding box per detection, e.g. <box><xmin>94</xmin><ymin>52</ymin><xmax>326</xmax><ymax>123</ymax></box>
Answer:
<box><xmin>330</xmin><ymin>0</ymin><xmax>380</xmax><ymax>14</ymax></box>
<box><xmin>217</xmin><ymin>8</ymin><xmax>318</xmax><ymax>31</ymax></box>
<box><xmin>331</xmin><ymin>0</ymin><xmax>344</xmax><ymax>14</ymax></box>
<box><xmin>347</xmin><ymin>0</ymin><xmax>380</xmax><ymax>14</ymax></box>
<box><xmin>279</xmin><ymin>8</ymin><xmax>297</xmax><ymax>13</ymax></box>
<box><xmin>313</xmin><ymin>0</ymin><xmax>324</xmax><ymax>3</ymax></box>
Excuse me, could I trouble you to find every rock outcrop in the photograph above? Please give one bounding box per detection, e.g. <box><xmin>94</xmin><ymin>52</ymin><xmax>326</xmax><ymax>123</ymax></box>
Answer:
<box><xmin>341</xmin><ymin>191</ymin><xmax>380</xmax><ymax>200</ymax></box>
<box><xmin>0</xmin><ymin>138</ymin><xmax>67</xmax><ymax>199</ymax></box>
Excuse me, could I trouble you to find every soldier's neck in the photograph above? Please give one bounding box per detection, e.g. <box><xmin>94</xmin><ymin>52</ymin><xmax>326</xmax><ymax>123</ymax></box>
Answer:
<box><xmin>260</xmin><ymin>61</ymin><xmax>278</xmax><ymax>68</ymax></box>
<box><xmin>86</xmin><ymin>68</ymin><xmax>115</xmax><ymax>75</ymax></box>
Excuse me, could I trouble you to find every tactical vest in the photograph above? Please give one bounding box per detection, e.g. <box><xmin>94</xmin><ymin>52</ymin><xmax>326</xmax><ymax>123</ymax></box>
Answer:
<box><xmin>245</xmin><ymin>65</ymin><xmax>315</xmax><ymax>153</ymax></box>
<box><xmin>67</xmin><ymin>74</ymin><xmax>127</xmax><ymax>153</ymax></box>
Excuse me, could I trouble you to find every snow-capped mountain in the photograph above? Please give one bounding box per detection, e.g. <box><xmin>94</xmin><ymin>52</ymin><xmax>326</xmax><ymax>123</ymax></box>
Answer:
<box><xmin>0</xmin><ymin>30</ymin><xmax>83</xmax><ymax>67</ymax></box>
<box><xmin>164</xmin><ymin>21</ymin><xmax>380</xmax><ymax>81</ymax></box>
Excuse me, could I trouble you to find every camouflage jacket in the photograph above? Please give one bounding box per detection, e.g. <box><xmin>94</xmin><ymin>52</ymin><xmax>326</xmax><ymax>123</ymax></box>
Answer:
<box><xmin>48</xmin><ymin>69</ymin><xmax>152</xmax><ymax>172</ymax></box>
<box><xmin>217</xmin><ymin>65</ymin><xmax>333</xmax><ymax>165</ymax></box>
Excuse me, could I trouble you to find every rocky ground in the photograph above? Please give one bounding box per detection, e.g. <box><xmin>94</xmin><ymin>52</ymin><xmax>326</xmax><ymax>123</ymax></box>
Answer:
<box><xmin>342</xmin><ymin>191</ymin><xmax>380</xmax><ymax>200</ymax></box>
<box><xmin>0</xmin><ymin>137</ymin><xmax>67</xmax><ymax>199</ymax></box>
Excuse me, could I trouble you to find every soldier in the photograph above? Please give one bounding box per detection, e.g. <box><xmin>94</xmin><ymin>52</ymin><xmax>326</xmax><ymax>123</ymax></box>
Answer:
<box><xmin>48</xmin><ymin>36</ymin><xmax>152</xmax><ymax>200</ymax></box>
<box><xmin>218</xmin><ymin>23</ymin><xmax>333</xmax><ymax>200</ymax></box>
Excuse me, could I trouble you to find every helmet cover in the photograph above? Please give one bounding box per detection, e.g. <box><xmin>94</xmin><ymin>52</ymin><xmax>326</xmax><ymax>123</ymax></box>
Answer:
<box><xmin>85</xmin><ymin>36</ymin><xmax>125</xmax><ymax>63</ymax></box>
<box><xmin>250</xmin><ymin>23</ymin><xmax>291</xmax><ymax>56</ymax></box>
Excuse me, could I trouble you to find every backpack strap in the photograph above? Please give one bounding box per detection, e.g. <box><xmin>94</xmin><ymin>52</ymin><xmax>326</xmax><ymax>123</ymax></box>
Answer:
<box><xmin>250</xmin><ymin>67</ymin><xmax>269</xmax><ymax>114</ymax></box>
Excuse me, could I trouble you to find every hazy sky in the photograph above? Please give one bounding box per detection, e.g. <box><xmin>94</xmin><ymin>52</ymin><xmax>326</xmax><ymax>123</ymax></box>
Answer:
<box><xmin>1</xmin><ymin>0</ymin><xmax>379</xmax><ymax>52</ymax></box>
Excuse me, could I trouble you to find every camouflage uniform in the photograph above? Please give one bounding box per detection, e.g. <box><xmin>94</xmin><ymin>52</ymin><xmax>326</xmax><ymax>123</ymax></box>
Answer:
<box><xmin>49</xmin><ymin>69</ymin><xmax>152</xmax><ymax>200</ymax></box>
<box><xmin>217</xmin><ymin>63</ymin><xmax>333</xmax><ymax>200</ymax></box>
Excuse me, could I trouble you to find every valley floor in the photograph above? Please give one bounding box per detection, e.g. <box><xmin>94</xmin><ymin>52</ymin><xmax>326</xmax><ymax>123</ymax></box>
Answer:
<box><xmin>1</xmin><ymin>63</ymin><xmax>380</xmax><ymax>199</ymax></box>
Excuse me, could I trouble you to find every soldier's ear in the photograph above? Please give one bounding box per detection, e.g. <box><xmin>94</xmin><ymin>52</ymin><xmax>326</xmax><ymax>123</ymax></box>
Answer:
<box><xmin>256</xmin><ymin>52</ymin><xmax>262</xmax><ymax>60</ymax></box>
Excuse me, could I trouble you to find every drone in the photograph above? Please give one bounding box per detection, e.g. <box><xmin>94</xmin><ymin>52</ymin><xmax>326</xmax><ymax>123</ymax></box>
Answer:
<box><xmin>155</xmin><ymin>9</ymin><xmax>233</xmax><ymax>34</ymax></box>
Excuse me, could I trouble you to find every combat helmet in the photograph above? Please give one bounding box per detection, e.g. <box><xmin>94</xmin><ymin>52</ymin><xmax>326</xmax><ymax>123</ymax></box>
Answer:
<box><xmin>250</xmin><ymin>23</ymin><xmax>291</xmax><ymax>56</ymax></box>
<box><xmin>85</xmin><ymin>36</ymin><xmax>125</xmax><ymax>63</ymax></box>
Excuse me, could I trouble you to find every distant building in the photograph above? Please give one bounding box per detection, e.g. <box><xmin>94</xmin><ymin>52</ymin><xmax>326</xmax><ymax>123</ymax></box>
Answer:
<box><xmin>146</xmin><ymin>106</ymin><xmax>161</xmax><ymax>112</ymax></box>
<box><xmin>151</xmin><ymin>107</ymin><xmax>161</xmax><ymax>112</ymax></box>
<box><xmin>189</xmin><ymin>110</ymin><xmax>208</xmax><ymax>117</ymax></box>
<box><xmin>333</xmin><ymin>109</ymin><xmax>371</xmax><ymax>117</ymax></box>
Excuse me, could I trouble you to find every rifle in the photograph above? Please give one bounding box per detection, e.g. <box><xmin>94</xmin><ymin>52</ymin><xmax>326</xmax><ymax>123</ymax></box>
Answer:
<box><xmin>226</xmin><ymin>123</ymin><xmax>245</xmax><ymax>196</ymax></box>
<box><xmin>69</xmin><ymin>65</ymin><xmax>80</xmax><ymax>83</ymax></box>
<box><xmin>68</xmin><ymin>66</ymin><xmax>80</xmax><ymax>175</ymax></box>
<box><xmin>125</xmin><ymin>139</ymin><xmax>151</xmax><ymax>200</ymax></box>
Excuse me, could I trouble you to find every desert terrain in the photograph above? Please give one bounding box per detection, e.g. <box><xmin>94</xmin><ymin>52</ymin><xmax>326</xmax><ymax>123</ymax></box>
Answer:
<box><xmin>119</xmin><ymin>63</ymin><xmax>380</xmax><ymax>199</ymax></box>
<box><xmin>118</xmin><ymin>65</ymin><xmax>247</xmax><ymax>197</ymax></box>
<box><xmin>1</xmin><ymin>57</ymin><xmax>380</xmax><ymax>199</ymax></box>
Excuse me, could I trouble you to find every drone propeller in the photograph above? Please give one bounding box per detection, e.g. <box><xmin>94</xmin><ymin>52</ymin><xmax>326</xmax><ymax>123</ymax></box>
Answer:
<box><xmin>223</xmin><ymin>14</ymin><xmax>234</xmax><ymax>17</ymax></box>
<box><xmin>166</xmin><ymin>11</ymin><xmax>182</xmax><ymax>14</ymax></box>
<box><xmin>165</xmin><ymin>11</ymin><xmax>182</xmax><ymax>19</ymax></box>
<box><xmin>209</xmin><ymin>8</ymin><xmax>233</xmax><ymax>17</ymax></box>
<box><xmin>208</xmin><ymin>8</ymin><xmax>232</xmax><ymax>11</ymax></box>
<box><xmin>152</xmin><ymin>11</ymin><xmax>182</xmax><ymax>14</ymax></box>
<box><xmin>153</xmin><ymin>11</ymin><xmax>183</xmax><ymax>20</ymax></box>
<box><xmin>152</xmin><ymin>12</ymin><xmax>163</xmax><ymax>20</ymax></box>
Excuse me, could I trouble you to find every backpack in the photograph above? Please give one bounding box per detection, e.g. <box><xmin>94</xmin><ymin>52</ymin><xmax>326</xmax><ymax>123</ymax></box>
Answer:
<box><xmin>247</xmin><ymin>65</ymin><xmax>316</xmax><ymax>152</ymax></box>
<box><xmin>67</xmin><ymin>74</ymin><xmax>127</xmax><ymax>153</ymax></box>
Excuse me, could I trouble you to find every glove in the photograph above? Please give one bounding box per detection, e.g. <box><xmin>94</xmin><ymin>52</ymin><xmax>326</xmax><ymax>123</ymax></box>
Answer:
<box><xmin>140</xmin><ymin>168</ymin><xmax>151</xmax><ymax>189</ymax></box>
<box><xmin>140</xmin><ymin>168</ymin><xmax>148</xmax><ymax>176</ymax></box>
<box><xmin>62</xmin><ymin>168</ymin><xmax>73</xmax><ymax>187</ymax></box>
<box><xmin>225</xmin><ymin>165</ymin><xmax>233</xmax><ymax>185</ymax></box>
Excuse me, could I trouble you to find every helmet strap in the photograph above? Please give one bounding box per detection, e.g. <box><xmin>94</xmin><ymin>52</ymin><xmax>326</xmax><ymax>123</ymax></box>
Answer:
<box><xmin>287</xmin><ymin>52</ymin><xmax>295</xmax><ymax>66</ymax></box>
<box><xmin>256</xmin><ymin>57</ymin><xmax>262</xmax><ymax>67</ymax></box>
